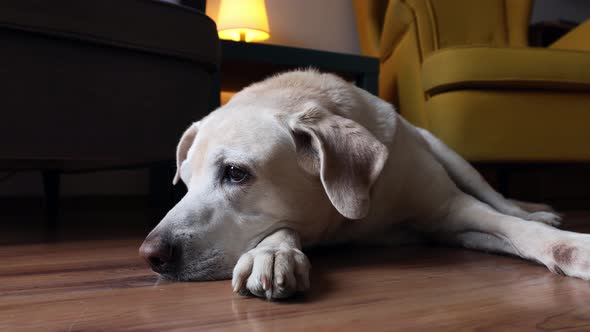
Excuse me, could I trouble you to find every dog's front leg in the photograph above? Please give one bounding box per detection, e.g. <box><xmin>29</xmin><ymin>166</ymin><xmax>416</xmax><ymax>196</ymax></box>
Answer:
<box><xmin>425</xmin><ymin>194</ymin><xmax>590</xmax><ymax>279</ymax></box>
<box><xmin>232</xmin><ymin>228</ymin><xmax>311</xmax><ymax>300</ymax></box>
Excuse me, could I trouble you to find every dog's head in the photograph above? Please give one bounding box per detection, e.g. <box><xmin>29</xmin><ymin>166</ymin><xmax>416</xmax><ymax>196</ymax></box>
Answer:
<box><xmin>139</xmin><ymin>72</ymin><xmax>389</xmax><ymax>281</ymax></box>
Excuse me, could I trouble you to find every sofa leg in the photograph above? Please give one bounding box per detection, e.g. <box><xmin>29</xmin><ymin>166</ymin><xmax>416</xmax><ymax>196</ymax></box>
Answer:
<box><xmin>497</xmin><ymin>167</ymin><xmax>510</xmax><ymax>197</ymax></box>
<box><xmin>149</xmin><ymin>162</ymin><xmax>187</xmax><ymax>223</ymax></box>
<box><xmin>42</xmin><ymin>170</ymin><xmax>60</xmax><ymax>237</ymax></box>
<box><xmin>149</xmin><ymin>162</ymin><xmax>184</xmax><ymax>222</ymax></box>
<box><xmin>149</xmin><ymin>163</ymin><xmax>170</xmax><ymax>206</ymax></box>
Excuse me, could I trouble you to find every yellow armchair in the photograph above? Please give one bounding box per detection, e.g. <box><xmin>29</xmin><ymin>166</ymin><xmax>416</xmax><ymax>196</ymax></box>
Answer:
<box><xmin>354</xmin><ymin>0</ymin><xmax>590</xmax><ymax>162</ymax></box>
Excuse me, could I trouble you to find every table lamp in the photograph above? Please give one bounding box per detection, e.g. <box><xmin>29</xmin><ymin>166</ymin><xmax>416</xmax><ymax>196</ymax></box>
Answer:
<box><xmin>216</xmin><ymin>0</ymin><xmax>270</xmax><ymax>42</ymax></box>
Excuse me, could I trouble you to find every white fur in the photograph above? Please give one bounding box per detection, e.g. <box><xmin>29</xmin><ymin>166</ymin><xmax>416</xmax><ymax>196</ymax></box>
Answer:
<box><xmin>142</xmin><ymin>70</ymin><xmax>588</xmax><ymax>301</ymax></box>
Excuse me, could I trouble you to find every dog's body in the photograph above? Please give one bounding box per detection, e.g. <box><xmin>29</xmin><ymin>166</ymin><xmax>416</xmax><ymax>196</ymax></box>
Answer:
<box><xmin>140</xmin><ymin>70</ymin><xmax>588</xmax><ymax>300</ymax></box>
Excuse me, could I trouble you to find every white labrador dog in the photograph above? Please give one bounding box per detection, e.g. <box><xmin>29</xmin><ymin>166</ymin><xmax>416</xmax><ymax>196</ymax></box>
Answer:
<box><xmin>140</xmin><ymin>70</ymin><xmax>587</xmax><ymax>300</ymax></box>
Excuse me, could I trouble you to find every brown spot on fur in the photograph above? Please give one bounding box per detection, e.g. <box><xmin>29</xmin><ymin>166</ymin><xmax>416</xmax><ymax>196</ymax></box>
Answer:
<box><xmin>552</xmin><ymin>244</ymin><xmax>576</xmax><ymax>266</ymax></box>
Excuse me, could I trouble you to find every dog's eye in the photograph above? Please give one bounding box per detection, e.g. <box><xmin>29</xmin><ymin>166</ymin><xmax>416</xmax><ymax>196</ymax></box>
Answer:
<box><xmin>224</xmin><ymin>165</ymin><xmax>248</xmax><ymax>183</ymax></box>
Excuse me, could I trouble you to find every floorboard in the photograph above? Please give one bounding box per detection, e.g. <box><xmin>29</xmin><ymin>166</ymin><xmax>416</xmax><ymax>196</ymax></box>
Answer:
<box><xmin>2</xmin><ymin>211</ymin><xmax>590</xmax><ymax>331</ymax></box>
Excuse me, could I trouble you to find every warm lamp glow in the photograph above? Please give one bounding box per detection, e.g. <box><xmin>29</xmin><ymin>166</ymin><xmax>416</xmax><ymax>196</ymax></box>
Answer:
<box><xmin>217</xmin><ymin>0</ymin><xmax>270</xmax><ymax>42</ymax></box>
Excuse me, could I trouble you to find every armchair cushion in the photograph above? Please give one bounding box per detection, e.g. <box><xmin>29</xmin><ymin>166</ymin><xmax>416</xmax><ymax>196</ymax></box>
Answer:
<box><xmin>423</xmin><ymin>47</ymin><xmax>590</xmax><ymax>96</ymax></box>
<box><xmin>426</xmin><ymin>90</ymin><xmax>590</xmax><ymax>161</ymax></box>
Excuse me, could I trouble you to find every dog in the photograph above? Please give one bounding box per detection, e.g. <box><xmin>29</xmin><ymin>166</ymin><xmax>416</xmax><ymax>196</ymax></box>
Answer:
<box><xmin>140</xmin><ymin>69</ymin><xmax>586</xmax><ymax>300</ymax></box>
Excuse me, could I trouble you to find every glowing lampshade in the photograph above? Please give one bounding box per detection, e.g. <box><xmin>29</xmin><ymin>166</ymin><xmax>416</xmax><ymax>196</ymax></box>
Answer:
<box><xmin>216</xmin><ymin>0</ymin><xmax>270</xmax><ymax>42</ymax></box>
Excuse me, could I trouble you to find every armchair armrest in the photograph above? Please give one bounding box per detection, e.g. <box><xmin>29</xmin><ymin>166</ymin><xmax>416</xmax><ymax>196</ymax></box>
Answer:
<box><xmin>550</xmin><ymin>19</ymin><xmax>590</xmax><ymax>51</ymax></box>
<box><xmin>423</xmin><ymin>47</ymin><xmax>590</xmax><ymax>96</ymax></box>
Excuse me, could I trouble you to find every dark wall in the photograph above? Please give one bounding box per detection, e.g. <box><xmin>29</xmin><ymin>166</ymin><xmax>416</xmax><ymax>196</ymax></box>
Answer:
<box><xmin>532</xmin><ymin>0</ymin><xmax>590</xmax><ymax>23</ymax></box>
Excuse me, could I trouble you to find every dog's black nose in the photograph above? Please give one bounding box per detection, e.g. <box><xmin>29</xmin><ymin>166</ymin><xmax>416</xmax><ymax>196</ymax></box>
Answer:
<box><xmin>139</xmin><ymin>235</ymin><xmax>174</xmax><ymax>273</ymax></box>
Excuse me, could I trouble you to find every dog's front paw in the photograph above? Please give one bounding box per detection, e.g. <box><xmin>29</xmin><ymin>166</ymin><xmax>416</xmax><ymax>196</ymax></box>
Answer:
<box><xmin>232</xmin><ymin>246</ymin><xmax>311</xmax><ymax>300</ymax></box>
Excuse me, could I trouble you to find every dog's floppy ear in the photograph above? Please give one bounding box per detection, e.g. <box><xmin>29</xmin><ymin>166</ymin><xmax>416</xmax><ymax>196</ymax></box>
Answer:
<box><xmin>173</xmin><ymin>122</ymin><xmax>200</xmax><ymax>185</ymax></box>
<box><xmin>289</xmin><ymin>103</ymin><xmax>388</xmax><ymax>219</ymax></box>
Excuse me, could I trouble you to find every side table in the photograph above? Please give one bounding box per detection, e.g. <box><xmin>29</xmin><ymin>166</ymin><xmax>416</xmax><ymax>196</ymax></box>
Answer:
<box><xmin>211</xmin><ymin>40</ymin><xmax>380</xmax><ymax>109</ymax></box>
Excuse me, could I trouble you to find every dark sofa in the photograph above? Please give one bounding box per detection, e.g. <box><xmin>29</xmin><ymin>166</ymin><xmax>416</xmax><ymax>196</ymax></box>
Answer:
<box><xmin>0</xmin><ymin>0</ymin><xmax>220</xmax><ymax>229</ymax></box>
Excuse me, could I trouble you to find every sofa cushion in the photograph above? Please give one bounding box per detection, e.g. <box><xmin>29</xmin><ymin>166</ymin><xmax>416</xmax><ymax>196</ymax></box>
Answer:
<box><xmin>422</xmin><ymin>47</ymin><xmax>590</xmax><ymax>96</ymax></box>
<box><xmin>0</xmin><ymin>0</ymin><xmax>219</xmax><ymax>68</ymax></box>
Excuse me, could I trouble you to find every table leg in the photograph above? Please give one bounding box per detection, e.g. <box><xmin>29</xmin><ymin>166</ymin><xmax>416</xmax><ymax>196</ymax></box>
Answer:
<box><xmin>356</xmin><ymin>72</ymin><xmax>379</xmax><ymax>95</ymax></box>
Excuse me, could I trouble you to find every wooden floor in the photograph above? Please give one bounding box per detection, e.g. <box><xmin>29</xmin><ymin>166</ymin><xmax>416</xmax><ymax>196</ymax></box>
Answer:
<box><xmin>3</xmin><ymin>211</ymin><xmax>590</xmax><ymax>331</ymax></box>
